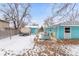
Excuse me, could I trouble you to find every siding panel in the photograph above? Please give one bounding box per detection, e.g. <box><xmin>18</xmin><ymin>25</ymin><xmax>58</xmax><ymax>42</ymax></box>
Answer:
<box><xmin>31</xmin><ymin>28</ymin><xmax>38</xmax><ymax>34</ymax></box>
<box><xmin>56</xmin><ymin>26</ymin><xmax>64</xmax><ymax>40</ymax></box>
<box><xmin>71</xmin><ymin>26</ymin><xmax>79</xmax><ymax>39</ymax></box>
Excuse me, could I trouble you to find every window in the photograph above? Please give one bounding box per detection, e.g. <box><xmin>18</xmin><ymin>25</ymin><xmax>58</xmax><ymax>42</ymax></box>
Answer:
<box><xmin>65</xmin><ymin>27</ymin><xmax>70</xmax><ymax>33</ymax></box>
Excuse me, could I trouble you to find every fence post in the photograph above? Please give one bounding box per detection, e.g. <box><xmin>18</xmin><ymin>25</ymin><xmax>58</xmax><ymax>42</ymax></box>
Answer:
<box><xmin>9</xmin><ymin>27</ymin><xmax>11</xmax><ymax>40</ymax></box>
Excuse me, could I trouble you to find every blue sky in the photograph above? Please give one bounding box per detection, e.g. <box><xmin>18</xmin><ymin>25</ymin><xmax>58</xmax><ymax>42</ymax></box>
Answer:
<box><xmin>0</xmin><ymin>3</ymin><xmax>53</xmax><ymax>25</ymax></box>
<box><xmin>30</xmin><ymin>3</ymin><xmax>53</xmax><ymax>25</ymax></box>
<box><xmin>0</xmin><ymin>3</ymin><xmax>79</xmax><ymax>25</ymax></box>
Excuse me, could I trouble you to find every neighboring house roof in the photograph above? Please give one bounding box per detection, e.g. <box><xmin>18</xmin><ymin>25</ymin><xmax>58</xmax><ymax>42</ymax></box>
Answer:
<box><xmin>59</xmin><ymin>20</ymin><xmax>79</xmax><ymax>26</ymax></box>
<box><xmin>0</xmin><ymin>19</ymin><xmax>9</xmax><ymax>23</ymax></box>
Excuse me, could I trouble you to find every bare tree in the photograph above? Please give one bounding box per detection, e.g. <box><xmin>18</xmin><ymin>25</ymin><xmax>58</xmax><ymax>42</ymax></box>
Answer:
<box><xmin>0</xmin><ymin>3</ymin><xmax>31</xmax><ymax>30</ymax></box>
<box><xmin>51</xmin><ymin>3</ymin><xmax>74</xmax><ymax>18</ymax></box>
<box><xmin>44</xmin><ymin>3</ymin><xmax>76</xmax><ymax>27</ymax></box>
<box><xmin>43</xmin><ymin>16</ymin><xmax>54</xmax><ymax>27</ymax></box>
<box><xmin>52</xmin><ymin>3</ymin><xmax>77</xmax><ymax>21</ymax></box>
<box><xmin>69</xmin><ymin>8</ymin><xmax>79</xmax><ymax>21</ymax></box>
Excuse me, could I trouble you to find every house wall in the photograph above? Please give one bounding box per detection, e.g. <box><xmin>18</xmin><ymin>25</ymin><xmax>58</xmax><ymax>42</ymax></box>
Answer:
<box><xmin>0</xmin><ymin>28</ymin><xmax>17</xmax><ymax>39</ymax></box>
<box><xmin>0</xmin><ymin>21</ymin><xmax>18</xmax><ymax>39</ymax></box>
<box><xmin>0</xmin><ymin>21</ymin><xmax>9</xmax><ymax>28</ymax></box>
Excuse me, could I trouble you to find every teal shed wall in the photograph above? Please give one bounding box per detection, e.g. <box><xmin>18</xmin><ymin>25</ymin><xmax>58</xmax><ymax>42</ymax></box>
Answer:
<box><xmin>44</xmin><ymin>27</ymin><xmax>55</xmax><ymax>36</ymax></box>
<box><xmin>44</xmin><ymin>26</ymin><xmax>64</xmax><ymax>40</ymax></box>
<box><xmin>31</xmin><ymin>28</ymin><xmax>38</xmax><ymax>34</ymax></box>
<box><xmin>56</xmin><ymin>26</ymin><xmax>79</xmax><ymax>40</ymax></box>
<box><xmin>71</xmin><ymin>26</ymin><xmax>79</xmax><ymax>39</ymax></box>
<box><xmin>42</xmin><ymin>26</ymin><xmax>79</xmax><ymax>40</ymax></box>
<box><xmin>44</xmin><ymin>27</ymin><xmax>55</xmax><ymax>33</ymax></box>
<box><xmin>56</xmin><ymin>26</ymin><xmax>64</xmax><ymax>40</ymax></box>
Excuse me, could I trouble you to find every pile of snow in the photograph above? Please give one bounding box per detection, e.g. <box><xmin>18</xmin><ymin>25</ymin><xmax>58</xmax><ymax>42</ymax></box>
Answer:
<box><xmin>0</xmin><ymin>35</ymin><xmax>36</xmax><ymax>56</ymax></box>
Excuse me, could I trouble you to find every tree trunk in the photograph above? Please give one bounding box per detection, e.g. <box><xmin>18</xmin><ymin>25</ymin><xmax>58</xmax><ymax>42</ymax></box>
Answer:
<box><xmin>13</xmin><ymin>21</ymin><xmax>17</xmax><ymax>29</ymax></box>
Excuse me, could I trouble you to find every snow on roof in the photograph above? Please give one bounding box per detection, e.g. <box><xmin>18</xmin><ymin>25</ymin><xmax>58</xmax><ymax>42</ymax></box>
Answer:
<box><xmin>25</xmin><ymin>25</ymin><xmax>39</xmax><ymax>28</ymax></box>
<box><xmin>58</xmin><ymin>20</ymin><xmax>79</xmax><ymax>26</ymax></box>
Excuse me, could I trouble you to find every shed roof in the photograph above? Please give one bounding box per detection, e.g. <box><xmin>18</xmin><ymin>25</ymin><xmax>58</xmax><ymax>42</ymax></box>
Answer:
<box><xmin>59</xmin><ymin>20</ymin><xmax>79</xmax><ymax>26</ymax></box>
<box><xmin>25</xmin><ymin>25</ymin><xmax>39</xmax><ymax>28</ymax></box>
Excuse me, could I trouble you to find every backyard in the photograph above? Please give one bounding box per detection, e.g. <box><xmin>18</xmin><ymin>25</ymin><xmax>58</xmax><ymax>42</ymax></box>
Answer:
<box><xmin>0</xmin><ymin>34</ymin><xmax>79</xmax><ymax>56</ymax></box>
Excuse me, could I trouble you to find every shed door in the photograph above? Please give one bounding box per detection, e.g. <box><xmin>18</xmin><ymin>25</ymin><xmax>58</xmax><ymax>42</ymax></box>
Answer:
<box><xmin>64</xmin><ymin>27</ymin><xmax>71</xmax><ymax>39</ymax></box>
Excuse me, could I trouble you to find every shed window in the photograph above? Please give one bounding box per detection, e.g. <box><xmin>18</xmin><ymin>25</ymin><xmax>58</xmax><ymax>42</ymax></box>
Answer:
<box><xmin>65</xmin><ymin>27</ymin><xmax>70</xmax><ymax>33</ymax></box>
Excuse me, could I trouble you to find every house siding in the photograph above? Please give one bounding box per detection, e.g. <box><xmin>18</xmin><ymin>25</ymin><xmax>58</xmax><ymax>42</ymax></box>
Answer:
<box><xmin>0</xmin><ymin>21</ymin><xmax>9</xmax><ymax>28</ymax></box>
<box><xmin>44</xmin><ymin>27</ymin><xmax>54</xmax><ymax>33</ymax></box>
<box><xmin>44</xmin><ymin>27</ymin><xmax>64</xmax><ymax>40</ymax></box>
<box><xmin>56</xmin><ymin>26</ymin><xmax>79</xmax><ymax>40</ymax></box>
<box><xmin>56</xmin><ymin>26</ymin><xmax>64</xmax><ymax>40</ymax></box>
<box><xmin>71</xmin><ymin>26</ymin><xmax>79</xmax><ymax>39</ymax></box>
<box><xmin>41</xmin><ymin>26</ymin><xmax>79</xmax><ymax>40</ymax></box>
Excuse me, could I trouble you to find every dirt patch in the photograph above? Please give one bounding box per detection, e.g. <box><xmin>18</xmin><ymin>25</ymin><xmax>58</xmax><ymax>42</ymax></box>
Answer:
<box><xmin>33</xmin><ymin>39</ymin><xmax>79</xmax><ymax>56</ymax></box>
<box><xmin>33</xmin><ymin>39</ymin><xmax>69</xmax><ymax>56</ymax></box>
<box><xmin>57</xmin><ymin>40</ymin><xmax>79</xmax><ymax>45</ymax></box>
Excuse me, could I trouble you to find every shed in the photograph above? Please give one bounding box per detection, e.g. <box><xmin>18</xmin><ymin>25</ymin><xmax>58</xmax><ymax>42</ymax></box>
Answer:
<box><xmin>25</xmin><ymin>26</ymin><xmax>39</xmax><ymax>34</ymax></box>
<box><xmin>55</xmin><ymin>20</ymin><xmax>79</xmax><ymax>40</ymax></box>
<box><xmin>44</xmin><ymin>20</ymin><xmax>79</xmax><ymax>40</ymax></box>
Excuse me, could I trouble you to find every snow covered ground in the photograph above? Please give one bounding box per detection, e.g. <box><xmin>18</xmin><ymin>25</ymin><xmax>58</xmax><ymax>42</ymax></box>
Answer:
<box><xmin>0</xmin><ymin>35</ymin><xmax>36</xmax><ymax>56</ymax></box>
<box><xmin>0</xmin><ymin>35</ymin><xmax>79</xmax><ymax>56</ymax></box>
<box><xmin>60</xmin><ymin>45</ymin><xmax>79</xmax><ymax>56</ymax></box>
